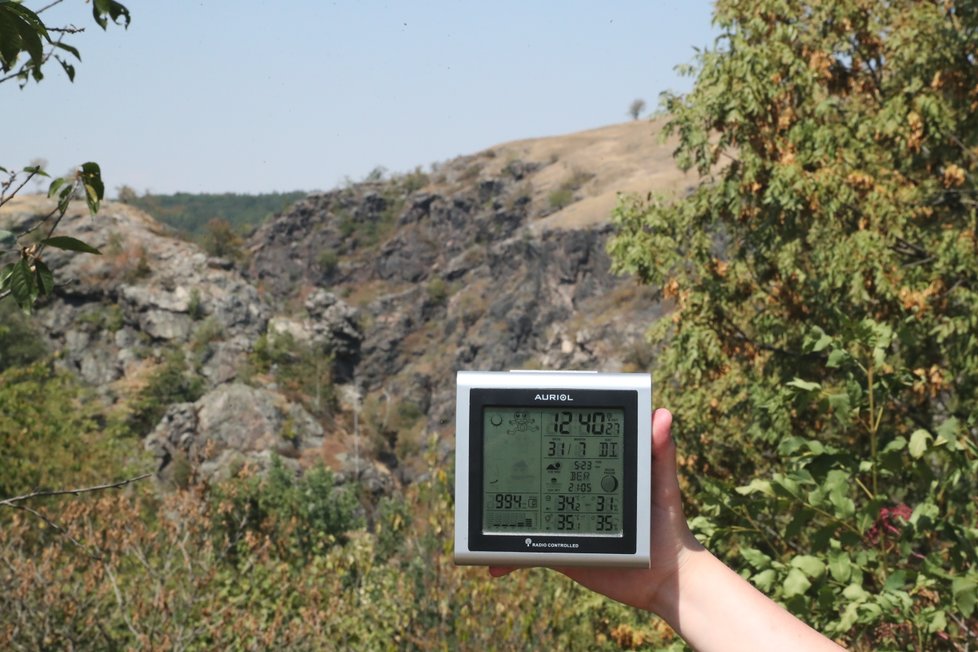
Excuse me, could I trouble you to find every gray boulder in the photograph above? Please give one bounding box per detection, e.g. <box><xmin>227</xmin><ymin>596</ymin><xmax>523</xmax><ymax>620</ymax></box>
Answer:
<box><xmin>146</xmin><ymin>382</ymin><xmax>324</xmax><ymax>483</ymax></box>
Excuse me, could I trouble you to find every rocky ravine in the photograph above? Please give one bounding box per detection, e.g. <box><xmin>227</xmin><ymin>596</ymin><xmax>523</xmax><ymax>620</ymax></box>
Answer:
<box><xmin>1</xmin><ymin>120</ymin><xmax>689</xmax><ymax>491</ymax></box>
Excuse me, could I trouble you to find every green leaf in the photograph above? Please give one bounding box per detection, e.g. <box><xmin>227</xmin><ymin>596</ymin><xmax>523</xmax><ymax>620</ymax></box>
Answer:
<box><xmin>7</xmin><ymin>259</ymin><xmax>37</xmax><ymax>313</ymax></box>
<box><xmin>33</xmin><ymin>259</ymin><xmax>54</xmax><ymax>296</ymax></box>
<box><xmin>740</xmin><ymin>547</ymin><xmax>772</xmax><ymax>570</ymax></box>
<box><xmin>828</xmin><ymin>550</ymin><xmax>852</xmax><ymax>583</ymax></box>
<box><xmin>831</xmin><ymin>494</ymin><xmax>855</xmax><ymax>519</ymax></box>
<box><xmin>953</xmin><ymin>576</ymin><xmax>978</xmax><ymax>617</ymax></box>
<box><xmin>752</xmin><ymin>568</ymin><xmax>777</xmax><ymax>592</ymax></box>
<box><xmin>883</xmin><ymin>570</ymin><xmax>907</xmax><ymax>591</ymax></box>
<box><xmin>810</xmin><ymin>328</ymin><xmax>832</xmax><ymax>352</ymax></box>
<box><xmin>827</xmin><ymin>392</ymin><xmax>850</xmax><ymax>418</ymax></box>
<box><xmin>56</xmin><ymin>56</ymin><xmax>75</xmax><ymax>82</ymax></box>
<box><xmin>52</xmin><ymin>41</ymin><xmax>81</xmax><ymax>60</ymax></box>
<box><xmin>787</xmin><ymin>378</ymin><xmax>821</xmax><ymax>392</ymax></box>
<box><xmin>92</xmin><ymin>0</ymin><xmax>131</xmax><ymax>30</ymax></box>
<box><xmin>790</xmin><ymin>554</ymin><xmax>826</xmax><ymax>579</ymax></box>
<box><xmin>908</xmin><ymin>429</ymin><xmax>931</xmax><ymax>459</ymax></box>
<box><xmin>41</xmin><ymin>236</ymin><xmax>101</xmax><ymax>255</ymax></box>
<box><xmin>822</xmin><ymin>469</ymin><xmax>850</xmax><ymax>493</ymax></box>
<box><xmin>782</xmin><ymin>567</ymin><xmax>811</xmax><ymax>598</ymax></box>
<box><xmin>927</xmin><ymin>610</ymin><xmax>947</xmax><ymax>634</ymax></box>
<box><xmin>909</xmin><ymin>502</ymin><xmax>940</xmax><ymax>527</ymax></box>
<box><xmin>842</xmin><ymin>582</ymin><xmax>870</xmax><ymax>602</ymax></box>
<box><xmin>0</xmin><ymin>262</ymin><xmax>14</xmax><ymax>287</ymax></box>
<box><xmin>0</xmin><ymin>3</ymin><xmax>48</xmax><ymax>75</ymax></box>
<box><xmin>838</xmin><ymin>602</ymin><xmax>860</xmax><ymax>632</ymax></box>
<box><xmin>826</xmin><ymin>349</ymin><xmax>847</xmax><ymax>368</ymax></box>
<box><xmin>79</xmin><ymin>162</ymin><xmax>104</xmax><ymax>215</ymax></box>
<box><xmin>0</xmin><ymin>229</ymin><xmax>16</xmax><ymax>247</ymax></box>
<box><xmin>935</xmin><ymin>418</ymin><xmax>960</xmax><ymax>447</ymax></box>
<box><xmin>735</xmin><ymin>478</ymin><xmax>773</xmax><ymax>496</ymax></box>
<box><xmin>47</xmin><ymin>177</ymin><xmax>66</xmax><ymax>198</ymax></box>
<box><xmin>882</xmin><ymin>436</ymin><xmax>907</xmax><ymax>454</ymax></box>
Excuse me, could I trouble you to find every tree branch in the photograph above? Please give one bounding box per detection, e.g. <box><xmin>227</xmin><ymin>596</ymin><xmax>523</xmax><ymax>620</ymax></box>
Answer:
<box><xmin>0</xmin><ymin>168</ymin><xmax>42</xmax><ymax>208</ymax></box>
<box><xmin>0</xmin><ymin>472</ymin><xmax>153</xmax><ymax>508</ymax></box>
<box><xmin>0</xmin><ymin>29</ymin><xmax>79</xmax><ymax>85</ymax></box>
<box><xmin>36</xmin><ymin>0</ymin><xmax>67</xmax><ymax>15</ymax></box>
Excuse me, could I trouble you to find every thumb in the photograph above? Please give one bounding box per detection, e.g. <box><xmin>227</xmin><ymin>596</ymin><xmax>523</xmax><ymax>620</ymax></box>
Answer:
<box><xmin>650</xmin><ymin>408</ymin><xmax>682</xmax><ymax>509</ymax></box>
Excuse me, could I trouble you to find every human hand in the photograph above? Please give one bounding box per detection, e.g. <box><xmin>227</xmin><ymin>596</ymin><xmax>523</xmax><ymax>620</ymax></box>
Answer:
<box><xmin>489</xmin><ymin>407</ymin><xmax>704</xmax><ymax>614</ymax></box>
<box><xmin>488</xmin><ymin>408</ymin><xmax>845</xmax><ymax>652</ymax></box>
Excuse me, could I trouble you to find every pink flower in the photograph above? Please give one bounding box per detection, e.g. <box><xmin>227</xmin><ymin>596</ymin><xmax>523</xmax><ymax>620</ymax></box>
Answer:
<box><xmin>866</xmin><ymin>503</ymin><xmax>912</xmax><ymax>544</ymax></box>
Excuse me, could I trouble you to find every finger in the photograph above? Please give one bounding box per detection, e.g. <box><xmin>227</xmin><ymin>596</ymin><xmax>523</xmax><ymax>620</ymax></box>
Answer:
<box><xmin>488</xmin><ymin>566</ymin><xmax>517</xmax><ymax>577</ymax></box>
<box><xmin>650</xmin><ymin>408</ymin><xmax>682</xmax><ymax>504</ymax></box>
<box><xmin>651</xmin><ymin>407</ymin><xmax>674</xmax><ymax>455</ymax></box>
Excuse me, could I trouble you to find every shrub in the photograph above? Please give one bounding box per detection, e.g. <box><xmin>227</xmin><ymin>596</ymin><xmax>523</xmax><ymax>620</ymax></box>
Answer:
<box><xmin>209</xmin><ymin>455</ymin><xmax>361</xmax><ymax>563</ymax></box>
<box><xmin>547</xmin><ymin>187</ymin><xmax>574</xmax><ymax>211</ymax></box>
<box><xmin>0</xmin><ymin>363</ymin><xmax>134</xmax><ymax>498</ymax></box>
<box><xmin>201</xmin><ymin>217</ymin><xmax>242</xmax><ymax>259</ymax></box>
<box><xmin>610</xmin><ymin>1</ymin><xmax>978</xmax><ymax>647</ymax></box>
<box><xmin>187</xmin><ymin>288</ymin><xmax>205</xmax><ymax>320</ymax></box>
<box><xmin>426</xmin><ymin>277</ymin><xmax>449</xmax><ymax>306</ymax></box>
<box><xmin>249</xmin><ymin>332</ymin><xmax>335</xmax><ymax>417</ymax></box>
<box><xmin>318</xmin><ymin>249</ymin><xmax>339</xmax><ymax>276</ymax></box>
<box><xmin>127</xmin><ymin>350</ymin><xmax>204</xmax><ymax>436</ymax></box>
<box><xmin>0</xmin><ymin>304</ymin><xmax>47</xmax><ymax>372</ymax></box>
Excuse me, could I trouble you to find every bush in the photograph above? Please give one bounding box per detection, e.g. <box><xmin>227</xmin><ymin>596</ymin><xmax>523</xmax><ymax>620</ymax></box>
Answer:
<box><xmin>547</xmin><ymin>187</ymin><xmax>574</xmax><ymax>211</ymax></box>
<box><xmin>0</xmin><ymin>304</ymin><xmax>47</xmax><ymax>372</ymax></box>
<box><xmin>210</xmin><ymin>456</ymin><xmax>361</xmax><ymax>564</ymax></box>
<box><xmin>610</xmin><ymin>1</ymin><xmax>978</xmax><ymax>647</ymax></box>
<box><xmin>426</xmin><ymin>277</ymin><xmax>449</xmax><ymax>306</ymax></box>
<box><xmin>0</xmin><ymin>436</ymin><xmax>676</xmax><ymax>650</ymax></box>
<box><xmin>318</xmin><ymin>249</ymin><xmax>339</xmax><ymax>277</ymax></box>
<box><xmin>201</xmin><ymin>217</ymin><xmax>243</xmax><ymax>259</ymax></box>
<box><xmin>249</xmin><ymin>332</ymin><xmax>336</xmax><ymax>417</ymax></box>
<box><xmin>127</xmin><ymin>350</ymin><xmax>204</xmax><ymax>436</ymax></box>
<box><xmin>0</xmin><ymin>363</ymin><xmax>135</xmax><ymax>498</ymax></box>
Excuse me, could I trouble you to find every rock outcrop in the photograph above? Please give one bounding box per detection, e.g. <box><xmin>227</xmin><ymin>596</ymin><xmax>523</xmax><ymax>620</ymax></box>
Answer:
<box><xmin>246</xmin><ymin>125</ymin><xmax>681</xmax><ymax>480</ymax></box>
<box><xmin>145</xmin><ymin>382</ymin><xmax>324</xmax><ymax>483</ymax></box>
<box><xmin>2</xmin><ymin>120</ymin><xmax>686</xmax><ymax>488</ymax></box>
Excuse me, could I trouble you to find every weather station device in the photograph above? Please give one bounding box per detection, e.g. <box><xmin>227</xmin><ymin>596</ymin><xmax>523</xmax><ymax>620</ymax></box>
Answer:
<box><xmin>454</xmin><ymin>370</ymin><xmax>652</xmax><ymax>568</ymax></box>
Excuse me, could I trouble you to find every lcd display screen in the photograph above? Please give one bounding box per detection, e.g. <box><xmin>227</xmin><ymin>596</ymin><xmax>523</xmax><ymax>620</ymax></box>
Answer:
<box><xmin>482</xmin><ymin>407</ymin><xmax>625</xmax><ymax>536</ymax></box>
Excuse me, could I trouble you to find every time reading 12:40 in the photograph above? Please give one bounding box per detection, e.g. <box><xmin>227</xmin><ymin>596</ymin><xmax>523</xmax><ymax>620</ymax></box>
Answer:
<box><xmin>550</xmin><ymin>411</ymin><xmax>622</xmax><ymax>436</ymax></box>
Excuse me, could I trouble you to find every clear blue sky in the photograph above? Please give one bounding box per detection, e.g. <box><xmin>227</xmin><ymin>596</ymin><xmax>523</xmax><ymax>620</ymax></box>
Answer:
<box><xmin>5</xmin><ymin>1</ymin><xmax>717</xmax><ymax>195</ymax></box>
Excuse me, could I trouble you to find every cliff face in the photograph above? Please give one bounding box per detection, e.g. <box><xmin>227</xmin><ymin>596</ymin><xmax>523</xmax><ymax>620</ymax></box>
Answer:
<box><xmin>1</xmin><ymin>120</ymin><xmax>689</xmax><ymax>488</ymax></box>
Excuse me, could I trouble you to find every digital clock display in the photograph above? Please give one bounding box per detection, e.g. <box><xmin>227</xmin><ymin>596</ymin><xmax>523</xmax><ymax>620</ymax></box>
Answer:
<box><xmin>455</xmin><ymin>371</ymin><xmax>650</xmax><ymax>567</ymax></box>
<box><xmin>482</xmin><ymin>407</ymin><xmax>625</xmax><ymax>536</ymax></box>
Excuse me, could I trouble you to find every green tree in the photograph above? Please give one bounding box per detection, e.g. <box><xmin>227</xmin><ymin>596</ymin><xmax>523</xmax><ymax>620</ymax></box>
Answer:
<box><xmin>0</xmin><ymin>362</ymin><xmax>135</xmax><ymax>498</ymax></box>
<box><xmin>201</xmin><ymin>216</ymin><xmax>243</xmax><ymax>259</ymax></box>
<box><xmin>610</xmin><ymin>1</ymin><xmax>977</xmax><ymax>648</ymax></box>
<box><xmin>627</xmin><ymin>97</ymin><xmax>646</xmax><ymax>120</ymax></box>
<box><xmin>115</xmin><ymin>184</ymin><xmax>138</xmax><ymax>204</ymax></box>
<box><xmin>1</xmin><ymin>1</ymin><xmax>130</xmax><ymax>314</ymax></box>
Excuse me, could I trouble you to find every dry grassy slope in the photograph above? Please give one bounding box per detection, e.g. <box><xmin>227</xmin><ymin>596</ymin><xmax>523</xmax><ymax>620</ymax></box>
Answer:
<box><xmin>479</xmin><ymin>118</ymin><xmax>692</xmax><ymax>233</ymax></box>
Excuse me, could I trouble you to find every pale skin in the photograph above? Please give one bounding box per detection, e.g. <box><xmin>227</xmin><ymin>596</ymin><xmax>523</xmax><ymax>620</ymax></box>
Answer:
<box><xmin>490</xmin><ymin>408</ymin><xmax>845</xmax><ymax>652</ymax></box>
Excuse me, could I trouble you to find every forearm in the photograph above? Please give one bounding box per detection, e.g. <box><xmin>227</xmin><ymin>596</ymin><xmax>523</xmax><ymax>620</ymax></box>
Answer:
<box><xmin>651</xmin><ymin>549</ymin><xmax>844</xmax><ymax>652</ymax></box>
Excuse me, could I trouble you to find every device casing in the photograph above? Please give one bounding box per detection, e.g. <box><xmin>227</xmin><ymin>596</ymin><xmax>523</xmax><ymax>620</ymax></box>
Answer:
<box><xmin>454</xmin><ymin>370</ymin><xmax>652</xmax><ymax>568</ymax></box>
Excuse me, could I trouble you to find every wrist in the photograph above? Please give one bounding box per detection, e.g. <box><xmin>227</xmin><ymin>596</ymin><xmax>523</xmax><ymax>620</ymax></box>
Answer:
<box><xmin>646</xmin><ymin>535</ymin><xmax>710</xmax><ymax>619</ymax></box>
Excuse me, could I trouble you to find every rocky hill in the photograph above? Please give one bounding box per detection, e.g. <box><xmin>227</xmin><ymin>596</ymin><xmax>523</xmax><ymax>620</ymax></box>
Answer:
<box><xmin>0</xmin><ymin>119</ymin><xmax>692</xmax><ymax>491</ymax></box>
